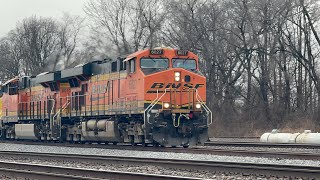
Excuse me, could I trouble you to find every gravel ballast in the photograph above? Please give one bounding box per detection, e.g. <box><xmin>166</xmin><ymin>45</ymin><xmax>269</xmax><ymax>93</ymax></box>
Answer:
<box><xmin>0</xmin><ymin>142</ymin><xmax>319</xmax><ymax>167</ymax></box>
<box><xmin>0</xmin><ymin>142</ymin><xmax>314</xmax><ymax>180</ymax></box>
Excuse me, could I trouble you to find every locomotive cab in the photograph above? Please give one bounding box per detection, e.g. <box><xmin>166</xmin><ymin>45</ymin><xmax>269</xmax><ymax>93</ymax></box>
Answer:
<box><xmin>124</xmin><ymin>48</ymin><xmax>212</xmax><ymax>147</ymax></box>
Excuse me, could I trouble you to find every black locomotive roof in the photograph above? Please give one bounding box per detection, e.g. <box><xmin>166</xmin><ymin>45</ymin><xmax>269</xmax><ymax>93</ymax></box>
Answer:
<box><xmin>36</xmin><ymin>71</ymin><xmax>61</xmax><ymax>84</ymax></box>
<box><xmin>61</xmin><ymin>60</ymin><xmax>115</xmax><ymax>79</ymax></box>
<box><xmin>30</xmin><ymin>76</ymin><xmax>38</xmax><ymax>87</ymax></box>
<box><xmin>91</xmin><ymin>60</ymin><xmax>112</xmax><ymax>75</ymax></box>
<box><xmin>61</xmin><ymin>62</ymin><xmax>92</xmax><ymax>79</ymax></box>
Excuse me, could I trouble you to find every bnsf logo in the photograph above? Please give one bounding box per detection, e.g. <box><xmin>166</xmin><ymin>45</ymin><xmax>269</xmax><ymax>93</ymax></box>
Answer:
<box><xmin>150</xmin><ymin>83</ymin><xmax>204</xmax><ymax>89</ymax></box>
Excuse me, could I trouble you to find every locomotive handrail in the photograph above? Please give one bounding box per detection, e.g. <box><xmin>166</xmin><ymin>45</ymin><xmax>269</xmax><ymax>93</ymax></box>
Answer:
<box><xmin>195</xmin><ymin>89</ymin><xmax>212</xmax><ymax>126</ymax></box>
<box><xmin>144</xmin><ymin>89</ymin><xmax>160</xmax><ymax>125</ymax></box>
<box><xmin>17</xmin><ymin>99</ymin><xmax>56</xmax><ymax>120</ymax></box>
<box><xmin>48</xmin><ymin>99</ymin><xmax>55</xmax><ymax>115</ymax></box>
<box><xmin>47</xmin><ymin>98</ymin><xmax>56</xmax><ymax>134</ymax></box>
<box><xmin>52</xmin><ymin>98</ymin><xmax>70</xmax><ymax>121</ymax></box>
<box><xmin>144</xmin><ymin>88</ymin><xmax>170</xmax><ymax>125</ymax></box>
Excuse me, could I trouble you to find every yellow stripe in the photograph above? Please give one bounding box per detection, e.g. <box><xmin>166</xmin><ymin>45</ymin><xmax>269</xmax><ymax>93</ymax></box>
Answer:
<box><xmin>92</xmin><ymin>72</ymin><xmax>128</xmax><ymax>82</ymax></box>
<box><xmin>31</xmin><ymin>86</ymin><xmax>43</xmax><ymax>91</ymax></box>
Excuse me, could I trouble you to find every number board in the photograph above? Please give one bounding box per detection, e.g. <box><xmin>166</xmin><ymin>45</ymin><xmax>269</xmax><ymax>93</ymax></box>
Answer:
<box><xmin>150</xmin><ymin>49</ymin><xmax>163</xmax><ymax>55</ymax></box>
<box><xmin>176</xmin><ymin>50</ymin><xmax>188</xmax><ymax>56</ymax></box>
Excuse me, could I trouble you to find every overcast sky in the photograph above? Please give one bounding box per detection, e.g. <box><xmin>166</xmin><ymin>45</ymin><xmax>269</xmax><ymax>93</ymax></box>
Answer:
<box><xmin>0</xmin><ymin>0</ymin><xmax>89</xmax><ymax>37</ymax></box>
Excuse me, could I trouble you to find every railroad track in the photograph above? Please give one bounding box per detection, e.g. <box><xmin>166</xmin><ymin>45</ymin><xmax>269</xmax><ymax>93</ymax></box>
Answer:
<box><xmin>0</xmin><ymin>151</ymin><xmax>318</xmax><ymax>179</ymax></box>
<box><xmin>0</xmin><ymin>159</ymin><xmax>196</xmax><ymax>180</ymax></box>
<box><xmin>4</xmin><ymin>138</ymin><xmax>320</xmax><ymax>150</ymax></box>
<box><xmin>205</xmin><ymin>141</ymin><xmax>320</xmax><ymax>149</ymax></box>
<box><xmin>187</xmin><ymin>147</ymin><xmax>320</xmax><ymax>160</ymax></box>
<box><xmin>0</xmin><ymin>140</ymin><xmax>320</xmax><ymax>160</ymax></box>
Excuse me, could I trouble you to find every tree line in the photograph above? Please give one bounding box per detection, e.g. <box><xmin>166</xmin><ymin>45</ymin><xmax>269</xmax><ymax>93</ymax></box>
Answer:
<box><xmin>1</xmin><ymin>0</ymin><xmax>320</xmax><ymax>136</ymax></box>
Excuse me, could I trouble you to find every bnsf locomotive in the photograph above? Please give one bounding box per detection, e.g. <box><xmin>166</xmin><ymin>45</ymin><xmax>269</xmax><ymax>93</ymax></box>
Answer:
<box><xmin>0</xmin><ymin>48</ymin><xmax>212</xmax><ymax>147</ymax></box>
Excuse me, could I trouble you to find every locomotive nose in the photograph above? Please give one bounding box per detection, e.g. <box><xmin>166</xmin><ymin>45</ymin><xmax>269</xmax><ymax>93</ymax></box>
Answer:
<box><xmin>157</xmin><ymin>69</ymin><xmax>203</xmax><ymax>112</ymax></box>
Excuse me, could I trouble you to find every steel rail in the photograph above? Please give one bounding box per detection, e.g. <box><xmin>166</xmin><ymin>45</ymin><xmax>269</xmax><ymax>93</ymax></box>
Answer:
<box><xmin>0</xmin><ymin>160</ymin><xmax>197</xmax><ymax>180</ymax></box>
<box><xmin>0</xmin><ymin>151</ymin><xmax>318</xmax><ymax>179</ymax></box>
<box><xmin>205</xmin><ymin>141</ymin><xmax>320</xmax><ymax>149</ymax></box>
<box><xmin>185</xmin><ymin>147</ymin><xmax>320</xmax><ymax>160</ymax></box>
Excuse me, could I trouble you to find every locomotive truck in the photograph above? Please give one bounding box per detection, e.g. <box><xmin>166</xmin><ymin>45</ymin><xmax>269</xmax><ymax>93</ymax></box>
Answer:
<box><xmin>0</xmin><ymin>48</ymin><xmax>212</xmax><ymax>147</ymax></box>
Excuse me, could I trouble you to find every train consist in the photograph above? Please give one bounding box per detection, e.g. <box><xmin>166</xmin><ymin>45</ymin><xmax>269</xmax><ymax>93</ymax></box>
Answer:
<box><xmin>0</xmin><ymin>48</ymin><xmax>212</xmax><ymax>147</ymax></box>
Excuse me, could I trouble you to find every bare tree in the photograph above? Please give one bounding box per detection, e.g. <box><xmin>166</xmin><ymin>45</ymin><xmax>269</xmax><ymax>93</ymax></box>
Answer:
<box><xmin>52</xmin><ymin>13</ymin><xmax>85</xmax><ymax>70</ymax></box>
<box><xmin>0</xmin><ymin>32</ymin><xmax>22</xmax><ymax>81</ymax></box>
<box><xmin>14</xmin><ymin>16</ymin><xmax>60</xmax><ymax>75</ymax></box>
<box><xmin>84</xmin><ymin>0</ymin><xmax>166</xmax><ymax>55</ymax></box>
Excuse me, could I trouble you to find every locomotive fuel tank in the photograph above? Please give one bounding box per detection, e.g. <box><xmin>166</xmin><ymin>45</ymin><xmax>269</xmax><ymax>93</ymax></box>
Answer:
<box><xmin>15</xmin><ymin>124</ymin><xmax>39</xmax><ymax>140</ymax></box>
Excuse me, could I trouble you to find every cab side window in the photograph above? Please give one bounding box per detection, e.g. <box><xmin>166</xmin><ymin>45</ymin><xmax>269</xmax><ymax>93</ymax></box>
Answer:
<box><xmin>130</xmin><ymin>59</ymin><xmax>135</xmax><ymax>73</ymax></box>
<box><xmin>126</xmin><ymin>58</ymin><xmax>136</xmax><ymax>74</ymax></box>
<box><xmin>111</xmin><ymin>61</ymin><xmax>117</xmax><ymax>72</ymax></box>
<box><xmin>119</xmin><ymin>58</ymin><xmax>126</xmax><ymax>71</ymax></box>
<box><xmin>8</xmin><ymin>83</ymin><xmax>18</xmax><ymax>95</ymax></box>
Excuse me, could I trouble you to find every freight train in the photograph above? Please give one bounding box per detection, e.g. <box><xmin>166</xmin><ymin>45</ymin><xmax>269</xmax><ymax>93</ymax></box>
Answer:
<box><xmin>0</xmin><ymin>48</ymin><xmax>212</xmax><ymax>147</ymax></box>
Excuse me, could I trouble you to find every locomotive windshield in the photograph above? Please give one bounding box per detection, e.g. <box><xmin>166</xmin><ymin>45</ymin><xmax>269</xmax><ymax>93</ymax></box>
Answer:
<box><xmin>172</xmin><ymin>59</ymin><xmax>196</xmax><ymax>70</ymax></box>
<box><xmin>140</xmin><ymin>58</ymin><xmax>168</xmax><ymax>69</ymax></box>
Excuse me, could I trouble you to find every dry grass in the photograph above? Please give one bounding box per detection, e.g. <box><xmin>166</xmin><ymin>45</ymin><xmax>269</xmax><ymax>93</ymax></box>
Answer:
<box><xmin>208</xmin><ymin>117</ymin><xmax>320</xmax><ymax>138</ymax></box>
<box><xmin>279</xmin><ymin>117</ymin><xmax>319</xmax><ymax>133</ymax></box>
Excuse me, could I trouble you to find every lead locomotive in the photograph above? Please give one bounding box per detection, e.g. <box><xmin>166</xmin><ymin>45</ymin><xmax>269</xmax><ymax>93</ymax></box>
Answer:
<box><xmin>0</xmin><ymin>48</ymin><xmax>212</xmax><ymax>147</ymax></box>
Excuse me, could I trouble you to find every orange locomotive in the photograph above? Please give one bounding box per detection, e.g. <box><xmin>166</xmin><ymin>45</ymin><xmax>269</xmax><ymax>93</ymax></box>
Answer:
<box><xmin>0</xmin><ymin>48</ymin><xmax>212</xmax><ymax>147</ymax></box>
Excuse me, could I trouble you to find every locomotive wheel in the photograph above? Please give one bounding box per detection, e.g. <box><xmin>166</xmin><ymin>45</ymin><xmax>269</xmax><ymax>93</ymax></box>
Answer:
<box><xmin>183</xmin><ymin>145</ymin><xmax>189</xmax><ymax>148</ymax></box>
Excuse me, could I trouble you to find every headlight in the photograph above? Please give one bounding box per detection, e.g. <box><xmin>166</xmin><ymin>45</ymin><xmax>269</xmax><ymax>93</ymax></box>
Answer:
<box><xmin>195</xmin><ymin>103</ymin><xmax>201</xmax><ymax>109</ymax></box>
<box><xmin>174</xmin><ymin>72</ymin><xmax>180</xmax><ymax>81</ymax></box>
<box><xmin>163</xmin><ymin>102</ymin><xmax>170</xmax><ymax>108</ymax></box>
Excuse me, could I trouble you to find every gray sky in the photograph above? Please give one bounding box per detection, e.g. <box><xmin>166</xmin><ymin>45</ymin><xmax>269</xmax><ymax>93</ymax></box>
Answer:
<box><xmin>0</xmin><ymin>0</ymin><xmax>89</xmax><ymax>37</ymax></box>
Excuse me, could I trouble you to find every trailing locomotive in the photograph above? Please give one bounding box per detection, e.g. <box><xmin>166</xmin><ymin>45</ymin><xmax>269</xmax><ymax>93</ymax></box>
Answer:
<box><xmin>0</xmin><ymin>48</ymin><xmax>212</xmax><ymax>147</ymax></box>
